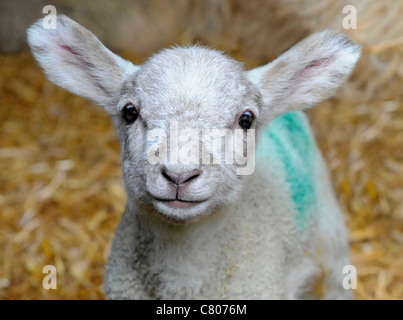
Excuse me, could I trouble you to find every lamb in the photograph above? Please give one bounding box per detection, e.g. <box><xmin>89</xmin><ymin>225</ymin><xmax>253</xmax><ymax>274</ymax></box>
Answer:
<box><xmin>27</xmin><ymin>15</ymin><xmax>361</xmax><ymax>299</ymax></box>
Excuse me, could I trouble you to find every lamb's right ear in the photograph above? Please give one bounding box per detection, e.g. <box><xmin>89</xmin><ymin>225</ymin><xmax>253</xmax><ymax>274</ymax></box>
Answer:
<box><xmin>27</xmin><ymin>15</ymin><xmax>138</xmax><ymax>113</ymax></box>
<box><xmin>246</xmin><ymin>30</ymin><xmax>361</xmax><ymax>122</ymax></box>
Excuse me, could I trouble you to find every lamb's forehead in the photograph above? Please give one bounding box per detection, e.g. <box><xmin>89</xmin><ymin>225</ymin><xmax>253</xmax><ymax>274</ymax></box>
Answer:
<box><xmin>131</xmin><ymin>46</ymin><xmax>254</xmax><ymax>125</ymax></box>
<box><xmin>139</xmin><ymin>46</ymin><xmax>244</xmax><ymax>87</ymax></box>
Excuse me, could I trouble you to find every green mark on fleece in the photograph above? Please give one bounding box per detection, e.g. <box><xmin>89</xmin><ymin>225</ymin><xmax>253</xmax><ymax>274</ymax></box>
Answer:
<box><xmin>257</xmin><ymin>111</ymin><xmax>316</xmax><ymax>231</ymax></box>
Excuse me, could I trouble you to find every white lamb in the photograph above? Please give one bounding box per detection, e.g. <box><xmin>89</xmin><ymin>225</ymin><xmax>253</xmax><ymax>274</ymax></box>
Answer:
<box><xmin>27</xmin><ymin>15</ymin><xmax>361</xmax><ymax>299</ymax></box>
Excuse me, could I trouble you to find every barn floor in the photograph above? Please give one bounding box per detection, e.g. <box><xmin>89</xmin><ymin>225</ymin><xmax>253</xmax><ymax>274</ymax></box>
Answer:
<box><xmin>1</xmin><ymin>52</ymin><xmax>402</xmax><ymax>299</ymax></box>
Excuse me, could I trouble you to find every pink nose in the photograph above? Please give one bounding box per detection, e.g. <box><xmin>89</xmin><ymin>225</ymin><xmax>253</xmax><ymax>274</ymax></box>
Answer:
<box><xmin>161</xmin><ymin>167</ymin><xmax>201</xmax><ymax>186</ymax></box>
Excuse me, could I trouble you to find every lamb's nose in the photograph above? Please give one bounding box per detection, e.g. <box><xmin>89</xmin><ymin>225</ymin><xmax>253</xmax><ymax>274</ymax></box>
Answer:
<box><xmin>161</xmin><ymin>167</ymin><xmax>201</xmax><ymax>186</ymax></box>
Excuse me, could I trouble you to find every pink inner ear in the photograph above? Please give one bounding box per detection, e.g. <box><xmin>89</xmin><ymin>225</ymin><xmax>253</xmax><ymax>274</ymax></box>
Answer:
<box><xmin>305</xmin><ymin>57</ymin><xmax>332</xmax><ymax>71</ymax></box>
<box><xmin>59</xmin><ymin>44</ymin><xmax>78</xmax><ymax>55</ymax></box>
<box><xmin>286</xmin><ymin>57</ymin><xmax>333</xmax><ymax>98</ymax></box>
<box><xmin>297</xmin><ymin>57</ymin><xmax>332</xmax><ymax>80</ymax></box>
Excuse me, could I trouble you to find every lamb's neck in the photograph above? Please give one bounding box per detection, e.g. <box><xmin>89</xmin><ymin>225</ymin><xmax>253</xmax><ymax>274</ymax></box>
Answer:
<box><xmin>130</xmin><ymin>203</ymin><xmax>234</xmax><ymax>298</ymax></box>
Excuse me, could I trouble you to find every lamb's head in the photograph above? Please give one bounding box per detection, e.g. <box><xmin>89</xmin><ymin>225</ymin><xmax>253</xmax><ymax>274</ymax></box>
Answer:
<box><xmin>27</xmin><ymin>15</ymin><xmax>361</xmax><ymax>224</ymax></box>
<box><xmin>116</xmin><ymin>47</ymin><xmax>261</xmax><ymax>223</ymax></box>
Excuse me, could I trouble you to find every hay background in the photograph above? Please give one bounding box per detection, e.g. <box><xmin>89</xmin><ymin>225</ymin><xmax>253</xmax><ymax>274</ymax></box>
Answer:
<box><xmin>0</xmin><ymin>0</ymin><xmax>402</xmax><ymax>299</ymax></box>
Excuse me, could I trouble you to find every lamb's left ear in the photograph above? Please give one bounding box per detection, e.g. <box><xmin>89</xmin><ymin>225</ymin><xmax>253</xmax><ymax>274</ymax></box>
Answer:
<box><xmin>246</xmin><ymin>30</ymin><xmax>361</xmax><ymax>120</ymax></box>
<box><xmin>27</xmin><ymin>15</ymin><xmax>138</xmax><ymax>113</ymax></box>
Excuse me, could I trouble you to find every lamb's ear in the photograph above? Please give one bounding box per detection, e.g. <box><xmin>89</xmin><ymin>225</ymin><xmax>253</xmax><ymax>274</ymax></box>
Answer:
<box><xmin>246</xmin><ymin>30</ymin><xmax>361</xmax><ymax>120</ymax></box>
<box><xmin>27</xmin><ymin>15</ymin><xmax>138</xmax><ymax>113</ymax></box>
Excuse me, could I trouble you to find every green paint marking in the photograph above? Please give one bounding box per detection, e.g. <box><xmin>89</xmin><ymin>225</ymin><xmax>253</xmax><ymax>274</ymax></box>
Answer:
<box><xmin>256</xmin><ymin>112</ymin><xmax>317</xmax><ymax>231</ymax></box>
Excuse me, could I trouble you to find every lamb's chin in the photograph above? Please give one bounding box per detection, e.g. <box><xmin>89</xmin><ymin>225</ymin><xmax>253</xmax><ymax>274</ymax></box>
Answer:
<box><xmin>152</xmin><ymin>199</ymin><xmax>213</xmax><ymax>225</ymax></box>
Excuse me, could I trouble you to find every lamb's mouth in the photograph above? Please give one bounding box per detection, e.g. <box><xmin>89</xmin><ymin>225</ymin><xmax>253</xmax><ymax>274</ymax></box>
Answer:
<box><xmin>151</xmin><ymin>197</ymin><xmax>211</xmax><ymax>225</ymax></box>
<box><xmin>152</xmin><ymin>198</ymin><xmax>206</xmax><ymax>209</ymax></box>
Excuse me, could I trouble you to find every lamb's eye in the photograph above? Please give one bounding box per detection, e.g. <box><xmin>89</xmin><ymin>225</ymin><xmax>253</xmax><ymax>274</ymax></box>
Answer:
<box><xmin>238</xmin><ymin>111</ymin><xmax>254</xmax><ymax>130</ymax></box>
<box><xmin>122</xmin><ymin>103</ymin><xmax>138</xmax><ymax>124</ymax></box>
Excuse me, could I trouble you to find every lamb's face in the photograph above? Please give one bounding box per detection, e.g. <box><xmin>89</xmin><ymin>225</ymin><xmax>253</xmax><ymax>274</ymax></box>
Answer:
<box><xmin>115</xmin><ymin>47</ymin><xmax>261</xmax><ymax>224</ymax></box>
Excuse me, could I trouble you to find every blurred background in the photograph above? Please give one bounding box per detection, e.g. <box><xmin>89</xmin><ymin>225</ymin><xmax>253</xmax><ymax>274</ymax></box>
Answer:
<box><xmin>0</xmin><ymin>0</ymin><xmax>402</xmax><ymax>299</ymax></box>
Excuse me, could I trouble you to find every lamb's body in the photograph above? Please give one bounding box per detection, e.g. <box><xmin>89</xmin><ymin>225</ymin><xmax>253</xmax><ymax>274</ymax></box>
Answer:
<box><xmin>27</xmin><ymin>15</ymin><xmax>360</xmax><ymax>300</ymax></box>
<box><xmin>105</xmin><ymin>112</ymin><xmax>350</xmax><ymax>299</ymax></box>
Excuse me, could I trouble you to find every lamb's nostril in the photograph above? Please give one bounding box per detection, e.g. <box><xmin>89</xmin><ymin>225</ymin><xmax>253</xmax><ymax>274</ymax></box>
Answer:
<box><xmin>181</xmin><ymin>169</ymin><xmax>201</xmax><ymax>184</ymax></box>
<box><xmin>161</xmin><ymin>168</ymin><xmax>201</xmax><ymax>186</ymax></box>
<box><xmin>161</xmin><ymin>169</ymin><xmax>177</xmax><ymax>185</ymax></box>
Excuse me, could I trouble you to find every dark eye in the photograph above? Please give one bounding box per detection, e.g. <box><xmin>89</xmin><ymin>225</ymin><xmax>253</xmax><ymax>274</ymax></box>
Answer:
<box><xmin>122</xmin><ymin>103</ymin><xmax>138</xmax><ymax>124</ymax></box>
<box><xmin>238</xmin><ymin>111</ymin><xmax>254</xmax><ymax>129</ymax></box>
